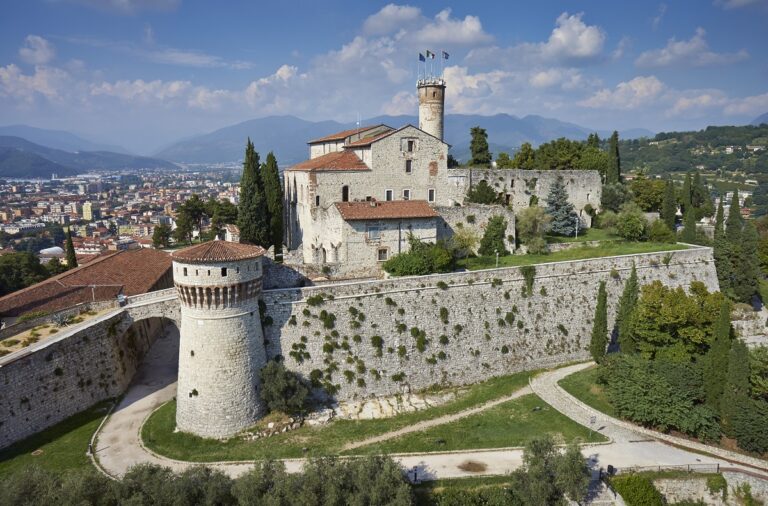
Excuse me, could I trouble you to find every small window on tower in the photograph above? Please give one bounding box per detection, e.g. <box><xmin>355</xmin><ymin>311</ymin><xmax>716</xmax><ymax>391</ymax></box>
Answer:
<box><xmin>315</xmin><ymin>195</ymin><xmax>320</xmax><ymax>207</ymax></box>
<box><xmin>428</xmin><ymin>188</ymin><xmax>436</xmax><ymax>202</ymax></box>
<box><xmin>405</xmin><ymin>160</ymin><xmax>412</xmax><ymax>173</ymax></box>
<box><xmin>407</xmin><ymin>140</ymin><xmax>414</xmax><ymax>152</ymax></box>
<box><xmin>403</xmin><ymin>189</ymin><xmax>411</xmax><ymax>200</ymax></box>
<box><xmin>221</xmin><ymin>267</ymin><xmax>227</xmax><ymax>277</ymax></box>
<box><xmin>183</xmin><ymin>267</ymin><xmax>188</xmax><ymax>276</ymax></box>
<box><xmin>385</xmin><ymin>189</ymin><xmax>393</xmax><ymax>201</ymax></box>
<box><xmin>377</xmin><ymin>248</ymin><xmax>388</xmax><ymax>261</ymax></box>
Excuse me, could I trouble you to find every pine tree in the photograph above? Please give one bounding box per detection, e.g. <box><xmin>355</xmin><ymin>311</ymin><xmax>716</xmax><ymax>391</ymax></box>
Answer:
<box><xmin>660</xmin><ymin>180</ymin><xmax>677</xmax><ymax>231</ymax></box>
<box><xmin>470</xmin><ymin>126</ymin><xmax>491</xmax><ymax>167</ymax></box>
<box><xmin>587</xmin><ymin>133</ymin><xmax>600</xmax><ymax>149</ymax></box>
<box><xmin>262</xmin><ymin>152</ymin><xmax>284</xmax><ymax>261</ymax></box>
<box><xmin>607</xmin><ymin>131</ymin><xmax>621</xmax><ymax>184</ymax></box>
<box><xmin>725</xmin><ymin>190</ymin><xmax>743</xmax><ymax>244</ymax></box>
<box><xmin>720</xmin><ymin>340</ymin><xmax>751</xmax><ymax>436</ymax></box>
<box><xmin>680</xmin><ymin>206</ymin><xmax>697</xmax><ymax>243</ymax></box>
<box><xmin>734</xmin><ymin>220</ymin><xmax>760</xmax><ymax>303</ymax></box>
<box><xmin>65</xmin><ymin>228</ymin><xmax>77</xmax><ymax>268</ymax></box>
<box><xmin>713</xmin><ymin>197</ymin><xmax>732</xmax><ymax>295</ymax></box>
<box><xmin>237</xmin><ymin>139</ymin><xmax>270</xmax><ymax>247</ymax></box>
<box><xmin>703</xmin><ymin>299</ymin><xmax>732</xmax><ymax>409</ymax></box>
<box><xmin>615</xmin><ymin>263</ymin><xmax>639</xmax><ymax>354</ymax></box>
<box><xmin>544</xmin><ymin>176</ymin><xmax>579</xmax><ymax>236</ymax></box>
<box><xmin>590</xmin><ymin>281</ymin><xmax>608</xmax><ymax>363</ymax></box>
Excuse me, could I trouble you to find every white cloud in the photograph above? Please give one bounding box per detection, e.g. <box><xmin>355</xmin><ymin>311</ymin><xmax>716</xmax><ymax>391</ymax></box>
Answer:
<box><xmin>0</xmin><ymin>64</ymin><xmax>67</xmax><ymax>102</ymax></box>
<box><xmin>652</xmin><ymin>3</ymin><xmax>667</xmax><ymax>30</ymax></box>
<box><xmin>363</xmin><ymin>4</ymin><xmax>421</xmax><ymax>35</ymax></box>
<box><xmin>244</xmin><ymin>65</ymin><xmax>300</xmax><ymax>107</ymax></box>
<box><xmin>90</xmin><ymin>79</ymin><xmax>191</xmax><ymax>102</ymax></box>
<box><xmin>414</xmin><ymin>8</ymin><xmax>492</xmax><ymax>45</ymax></box>
<box><xmin>443</xmin><ymin>65</ymin><xmax>513</xmax><ymax>114</ymax></box>
<box><xmin>381</xmin><ymin>90</ymin><xmax>418</xmax><ymax>115</ymax></box>
<box><xmin>579</xmin><ymin>76</ymin><xmax>665</xmax><ymax>109</ymax></box>
<box><xmin>670</xmin><ymin>91</ymin><xmax>728</xmax><ymax>114</ymax></box>
<box><xmin>19</xmin><ymin>35</ymin><xmax>56</xmax><ymax>65</ymax></box>
<box><xmin>64</xmin><ymin>0</ymin><xmax>180</xmax><ymax>14</ymax></box>
<box><xmin>611</xmin><ymin>37</ymin><xmax>631</xmax><ymax>61</ymax></box>
<box><xmin>635</xmin><ymin>28</ymin><xmax>748</xmax><ymax>67</ymax></box>
<box><xmin>716</xmin><ymin>0</ymin><xmax>768</xmax><ymax>9</ymax></box>
<box><xmin>723</xmin><ymin>92</ymin><xmax>768</xmax><ymax>115</ymax></box>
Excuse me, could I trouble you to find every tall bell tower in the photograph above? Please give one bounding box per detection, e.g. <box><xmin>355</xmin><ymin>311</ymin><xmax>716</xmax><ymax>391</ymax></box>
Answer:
<box><xmin>418</xmin><ymin>78</ymin><xmax>446</xmax><ymax>141</ymax></box>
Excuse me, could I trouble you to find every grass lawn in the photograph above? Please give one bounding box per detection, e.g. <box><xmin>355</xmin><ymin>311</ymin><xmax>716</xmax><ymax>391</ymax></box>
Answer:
<box><xmin>557</xmin><ymin>366</ymin><xmax>616</xmax><ymax>417</ymax></box>
<box><xmin>458</xmin><ymin>241</ymin><xmax>687</xmax><ymax>271</ymax></box>
<box><xmin>143</xmin><ymin>369</ymin><xmax>540</xmax><ymax>462</ymax></box>
<box><xmin>347</xmin><ymin>393</ymin><xmax>607</xmax><ymax>455</ymax></box>
<box><xmin>413</xmin><ymin>475</ymin><xmax>518</xmax><ymax>506</ymax></box>
<box><xmin>0</xmin><ymin>401</ymin><xmax>111</xmax><ymax>474</ymax></box>
<box><xmin>545</xmin><ymin>228</ymin><xmax>620</xmax><ymax>244</ymax></box>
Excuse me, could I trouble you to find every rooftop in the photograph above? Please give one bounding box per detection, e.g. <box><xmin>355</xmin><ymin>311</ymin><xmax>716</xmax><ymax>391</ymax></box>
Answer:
<box><xmin>288</xmin><ymin>150</ymin><xmax>369</xmax><ymax>172</ymax></box>
<box><xmin>307</xmin><ymin>125</ymin><xmax>385</xmax><ymax>144</ymax></box>
<box><xmin>172</xmin><ymin>240</ymin><xmax>266</xmax><ymax>264</ymax></box>
<box><xmin>335</xmin><ymin>200</ymin><xmax>439</xmax><ymax>221</ymax></box>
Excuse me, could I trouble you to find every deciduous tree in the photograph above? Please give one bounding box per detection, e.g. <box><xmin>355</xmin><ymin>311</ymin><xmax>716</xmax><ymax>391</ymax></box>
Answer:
<box><xmin>470</xmin><ymin>126</ymin><xmax>491</xmax><ymax>167</ymax></box>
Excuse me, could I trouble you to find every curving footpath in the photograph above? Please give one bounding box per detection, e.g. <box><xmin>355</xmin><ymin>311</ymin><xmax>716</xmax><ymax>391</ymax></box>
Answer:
<box><xmin>94</xmin><ymin>331</ymin><xmax>767</xmax><ymax>484</ymax></box>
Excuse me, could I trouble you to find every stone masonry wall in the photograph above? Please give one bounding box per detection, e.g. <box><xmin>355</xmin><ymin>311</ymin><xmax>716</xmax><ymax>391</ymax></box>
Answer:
<box><xmin>262</xmin><ymin>247</ymin><xmax>718</xmax><ymax>403</ymax></box>
<box><xmin>0</xmin><ymin>304</ymin><xmax>175</xmax><ymax>450</ymax></box>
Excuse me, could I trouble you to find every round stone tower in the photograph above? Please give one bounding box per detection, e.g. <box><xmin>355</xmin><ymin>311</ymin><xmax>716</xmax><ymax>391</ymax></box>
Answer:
<box><xmin>418</xmin><ymin>78</ymin><xmax>446</xmax><ymax>141</ymax></box>
<box><xmin>171</xmin><ymin>240</ymin><xmax>267</xmax><ymax>438</ymax></box>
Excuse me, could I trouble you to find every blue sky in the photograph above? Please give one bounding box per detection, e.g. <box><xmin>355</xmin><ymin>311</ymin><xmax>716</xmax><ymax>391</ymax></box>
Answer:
<box><xmin>1</xmin><ymin>0</ymin><xmax>767</xmax><ymax>153</ymax></box>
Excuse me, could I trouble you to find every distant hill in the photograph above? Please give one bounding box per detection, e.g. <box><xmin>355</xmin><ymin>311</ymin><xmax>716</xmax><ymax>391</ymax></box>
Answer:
<box><xmin>155</xmin><ymin>114</ymin><xmax>654</xmax><ymax>166</ymax></box>
<box><xmin>0</xmin><ymin>125</ymin><xmax>129</xmax><ymax>154</ymax></box>
<box><xmin>0</xmin><ymin>147</ymin><xmax>75</xmax><ymax>179</ymax></box>
<box><xmin>0</xmin><ymin>136</ymin><xmax>178</xmax><ymax>178</ymax></box>
<box><xmin>752</xmin><ymin>112</ymin><xmax>768</xmax><ymax>126</ymax></box>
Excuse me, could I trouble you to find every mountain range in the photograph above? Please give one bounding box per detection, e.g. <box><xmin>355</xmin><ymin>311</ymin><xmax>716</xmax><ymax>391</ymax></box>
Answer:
<box><xmin>0</xmin><ymin>136</ymin><xmax>178</xmax><ymax>179</ymax></box>
<box><xmin>0</xmin><ymin>125</ymin><xmax>129</xmax><ymax>154</ymax></box>
<box><xmin>154</xmin><ymin>114</ymin><xmax>656</xmax><ymax>166</ymax></box>
<box><xmin>752</xmin><ymin>112</ymin><xmax>768</xmax><ymax>126</ymax></box>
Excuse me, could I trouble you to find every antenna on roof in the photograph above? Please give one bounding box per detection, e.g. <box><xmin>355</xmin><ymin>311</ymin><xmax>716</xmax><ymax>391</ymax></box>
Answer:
<box><xmin>356</xmin><ymin>112</ymin><xmax>360</xmax><ymax>129</ymax></box>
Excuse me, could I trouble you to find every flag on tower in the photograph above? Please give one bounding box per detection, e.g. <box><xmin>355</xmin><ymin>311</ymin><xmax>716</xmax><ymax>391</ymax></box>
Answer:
<box><xmin>418</xmin><ymin>53</ymin><xmax>425</xmax><ymax>62</ymax></box>
<box><xmin>425</xmin><ymin>50</ymin><xmax>435</xmax><ymax>59</ymax></box>
<box><xmin>442</xmin><ymin>51</ymin><xmax>449</xmax><ymax>60</ymax></box>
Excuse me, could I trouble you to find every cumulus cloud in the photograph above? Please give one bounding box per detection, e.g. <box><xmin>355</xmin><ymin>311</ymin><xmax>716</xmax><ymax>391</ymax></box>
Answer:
<box><xmin>723</xmin><ymin>92</ymin><xmax>768</xmax><ymax>115</ymax></box>
<box><xmin>0</xmin><ymin>64</ymin><xmax>68</xmax><ymax>102</ymax></box>
<box><xmin>414</xmin><ymin>8</ymin><xmax>492</xmax><ymax>45</ymax></box>
<box><xmin>381</xmin><ymin>90</ymin><xmax>418</xmax><ymax>115</ymax></box>
<box><xmin>90</xmin><ymin>78</ymin><xmax>191</xmax><ymax>102</ymax></box>
<box><xmin>467</xmin><ymin>12</ymin><xmax>605</xmax><ymax>67</ymax></box>
<box><xmin>670</xmin><ymin>91</ymin><xmax>728</xmax><ymax>114</ymax></box>
<box><xmin>579</xmin><ymin>76</ymin><xmax>665</xmax><ymax>109</ymax></box>
<box><xmin>635</xmin><ymin>28</ymin><xmax>748</xmax><ymax>67</ymax></box>
<box><xmin>19</xmin><ymin>35</ymin><xmax>56</xmax><ymax>65</ymax></box>
<box><xmin>363</xmin><ymin>4</ymin><xmax>421</xmax><ymax>35</ymax></box>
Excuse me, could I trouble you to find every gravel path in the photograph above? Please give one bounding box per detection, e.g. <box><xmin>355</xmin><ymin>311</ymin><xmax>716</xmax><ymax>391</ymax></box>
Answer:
<box><xmin>341</xmin><ymin>385</ymin><xmax>532</xmax><ymax>451</ymax></box>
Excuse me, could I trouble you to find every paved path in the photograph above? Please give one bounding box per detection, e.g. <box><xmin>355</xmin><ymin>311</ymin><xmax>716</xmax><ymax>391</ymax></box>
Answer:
<box><xmin>342</xmin><ymin>385</ymin><xmax>532</xmax><ymax>451</ymax></box>
<box><xmin>95</xmin><ymin>337</ymin><xmax>767</xmax><ymax>483</ymax></box>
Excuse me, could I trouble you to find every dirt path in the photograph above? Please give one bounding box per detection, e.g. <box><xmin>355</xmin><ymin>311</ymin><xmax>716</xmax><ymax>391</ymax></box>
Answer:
<box><xmin>341</xmin><ymin>385</ymin><xmax>532</xmax><ymax>452</ymax></box>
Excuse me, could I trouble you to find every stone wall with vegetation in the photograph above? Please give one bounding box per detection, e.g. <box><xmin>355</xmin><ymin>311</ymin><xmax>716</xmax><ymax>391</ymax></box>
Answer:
<box><xmin>262</xmin><ymin>247</ymin><xmax>718</xmax><ymax>402</ymax></box>
<box><xmin>0</xmin><ymin>306</ymin><xmax>174</xmax><ymax>450</ymax></box>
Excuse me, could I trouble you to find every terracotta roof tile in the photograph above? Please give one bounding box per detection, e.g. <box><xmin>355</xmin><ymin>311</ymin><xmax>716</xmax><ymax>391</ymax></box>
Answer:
<box><xmin>287</xmin><ymin>151</ymin><xmax>369</xmax><ymax>172</ymax></box>
<box><xmin>335</xmin><ymin>200</ymin><xmax>438</xmax><ymax>221</ymax></box>
<box><xmin>307</xmin><ymin>125</ymin><xmax>383</xmax><ymax>144</ymax></box>
<box><xmin>172</xmin><ymin>240</ymin><xmax>266</xmax><ymax>263</ymax></box>
<box><xmin>0</xmin><ymin>248</ymin><xmax>172</xmax><ymax>317</ymax></box>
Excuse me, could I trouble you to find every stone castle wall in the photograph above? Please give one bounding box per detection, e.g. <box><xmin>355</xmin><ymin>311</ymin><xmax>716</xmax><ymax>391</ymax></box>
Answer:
<box><xmin>262</xmin><ymin>247</ymin><xmax>718</xmax><ymax>403</ymax></box>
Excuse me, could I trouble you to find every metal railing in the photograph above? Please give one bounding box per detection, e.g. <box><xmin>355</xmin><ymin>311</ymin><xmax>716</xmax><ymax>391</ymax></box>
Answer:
<box><xmin>610</xmin><ymin>463</ymin><xmax>721</xmax><ymax>476</ymax></box>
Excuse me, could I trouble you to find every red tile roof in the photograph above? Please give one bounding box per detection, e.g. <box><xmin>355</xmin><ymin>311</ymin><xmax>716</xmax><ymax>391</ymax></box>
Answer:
<box><xmin>335</xmin><ymin>200</ymin><xmax>439</xmax><ymax>221</ymax></box>
<box><xmin>346</xmin><ymin>129</ymin><xmax>397</xmax><ymax>147</ymax></box>
<box><xmin>0</xmin><ymin>248</ymin><xmax>172</xmax><ymax>317</ymax></box>
<box><xmin>287</xmin><ymin>150</ymin><xmax>369</xmax><ymax>172</ymax></box>
<box><xmin>307</xmin><ymin>125</ymin><xmax>383</xmax><ymax>144</ymax></box>
<box><xmin>172</xmin><ymin>240</ymin><xmax>266</xmax><ymax>264</ymax></box>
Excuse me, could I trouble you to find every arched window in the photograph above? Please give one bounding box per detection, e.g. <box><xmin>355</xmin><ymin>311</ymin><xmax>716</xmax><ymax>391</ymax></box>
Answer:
<box><xmin>342</xmin><ymin>185</ymin><xmax>349</xmax><ymax>202</ymax></box>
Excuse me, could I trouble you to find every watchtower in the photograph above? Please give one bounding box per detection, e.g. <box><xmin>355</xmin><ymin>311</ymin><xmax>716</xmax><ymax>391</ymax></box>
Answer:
<box><xmin>418</xmin><ymin>78</ymin><xmax>446</xmax><ymax>141</ymax></box>
<box><xmin>171</xmin><ymin>240</ymin><xmax>267</xmax><ymax>438</ymax></box>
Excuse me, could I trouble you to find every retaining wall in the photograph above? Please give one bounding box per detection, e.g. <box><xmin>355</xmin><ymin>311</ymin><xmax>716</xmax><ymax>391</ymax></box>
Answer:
<box><xmin>262</xmin><ymin>247</ymin><xmax>718</xmax><ymax>403</ymax></box>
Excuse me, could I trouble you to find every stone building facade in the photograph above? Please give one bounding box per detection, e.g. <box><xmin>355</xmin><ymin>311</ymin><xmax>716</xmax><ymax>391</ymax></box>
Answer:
<box><xmin>171</xmin><ymin>240</ymin><xmax>268</xmax><ymax>438</ymax></box>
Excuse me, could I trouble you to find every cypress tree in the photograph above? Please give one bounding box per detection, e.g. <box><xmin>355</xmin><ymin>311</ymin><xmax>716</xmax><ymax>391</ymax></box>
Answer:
<box><xmin>734</xmin><ymin>221</ymin><xmax>760</xmax><ymax>303</ymax></box>
<box><xmin>590</xmin><ymin>281</ymin><xmax>608</xmax><ymax>363</ymax></box>
<box><xmin>660</xmin><ymin>180</ymin><xmax>677</xmax><ymax>231</ymax></box>
<box><xmin>470</xmin><ymin>126</ymin><xmax>491</xmax><ymax>167</ymax></box>
<box><xmin>720</xmin><ymin>340</ymin><xmax>751</xmax><ymax>436</ymax></box>
<box><xmin>65</xmin><ymin>228</ymin><xmax>77</xmax><ymax>268</ymax></box>
<box><xmin>681</xmin><ymin>173</ymin><xmax>693</xmax><ymax>212</ymax></box>
<box><xmin>262</xmin><ymin>152</ymin><xmax>284</xmax><ymax>261</ymax></box>
<box><xmin>607</xmin><ymin>131</ymin><xmax>621</xmax><ymax>184</ymax></box>
<box><xmin>544</xmin><ymin>175</ymin><xmax>579</xmax><ymax>236</ymax></box>
<box><xmin>725</xmin><ymin>190</ymin><xmax>743</xmax><ymax>244</ymax></box>
<box><xmin>616</xmin><ymin>262</ymin><xmax>639</xmax><ymax>354</ymax></box>
<box><xmin>692</xmin><ymin>171</ymin><xmax>712</xmax><ymax>218</ymax></box>
<box><xmin>703</xmin><ymin>299</ymin><xmax>732</xmax><ymax>409</ymax></box>
<box><xmin>680</xmin><ymin>206</ymin><xmax>697</xmax><ymax>243</ymax></box>
<box><xmin>237</xmin><ymin>139</ymin><xmax>270</xmax><ymax>247</ymax></box>
<box><xmin>587</xmin><ymin>133</ymin><xmax>600</xmax><ymax>149</ymax></box>
<box><xmin>713</xmin><ymin>197</ymin><xmax>732</xmax><ymax>295</ymax></box>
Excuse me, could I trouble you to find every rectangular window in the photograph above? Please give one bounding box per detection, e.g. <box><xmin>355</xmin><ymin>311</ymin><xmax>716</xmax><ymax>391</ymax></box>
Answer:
<box><xmin>377</xmin><ymin>248</ymin><xmax>388</xmax><ymax>261</ymax></box>
<box><xmin>405</xmin><ymin>159</ymin><xmax>412</xmax><ymax>173</ymax></box>
<box><xmin>428</xmin><ymin>188</ymin><xmax>435</xmax><ymax>202</ymax></box>
<box><xmin>367</xmin><ymin>225</ymin><xmax>381</xmax><ymax>240</ymax></box>
<box><xmin>403</xmin><ymin>189</ymin><xmax>411</xmax><ymax>200</ymax></box>
<box><xmin>221</xmin><ymin>267</ymin><xmax>227</xmax><ymax>277</ymax></box>
<box><xmin>407</xmin><ymin>140</ymin><xmax>414</xmax><ymax>152</ymax></box>
<box><xmin>385</xmin><ymin>189</ymin><xmax>393</xmax><ymax>201</ymax></box>
<box><xmin>315</xmin><ymin>195</ymin><xmax>320</xmax><ymax>207</ymax></box>
<box><xmin>183</xmin><ymin>267</ymin><xmax>188</xmax><ymax>276</ymax></box>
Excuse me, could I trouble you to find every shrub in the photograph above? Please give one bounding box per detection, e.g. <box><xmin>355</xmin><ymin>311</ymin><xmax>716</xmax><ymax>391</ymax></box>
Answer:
<box><xmin>478</xmin><ymin>216</ymin><xmax>509</xmax><ymax>256</ymax></box>
<box><xmin>610</xmin><ymin>475</ymin><xmax>663</xmax><ymax>506</ymax></box>
<box><xmin>259</xmin><ymin>361</ymin><xmax>309</xmax><ymax>415</ymax></box>
<box><xmin>616</xmin><ymin>203</ymin><xmax>648</xmax><ymax>241</ymax></box>
<box><xmin>398</xmin><ymin>345</ymin><xmax>407</xmax><ymax>357</ymax></box>
<box><xmin>436</xmin><ymin>281</ymin><xmax>448</xmax><ymax>290</ymax></box>
<box><xmin>439</xmin><ymin>335</ymin><xmax>449</xmax><ymax>345</ymax></box>
<box><xmin>391</xmin><ymin>372</ymin><xmax>405</xmax><ymax>382</ymax></box>
<box><xmin>306</xmin><ymin>294</ymin><xmax>324</xmax><ymax>306</ymax></box>
<box><xmin>370</xmin><ymin>336</ymin><xmax>383</xmax><ymax>356</ymax></box>
<box><xmin>382</xmin><ymin>235</ymin><xmax>454</xmax><ymax>276</ymax></box>
<box><xmin>648</xmin><ymin>220</ymin><xmax>676</xmax><ymax>243</ymax></box>
<box><xmin>520</xmin><ymin>265</ymin><xmax>536</xmax><ymax>296</ymax></box>
<box><xmin>439</xmin><ymin>307</ymin><xmax>449</xmax><ymax>324</ymax></box>
<box><xmin>501</xmin><ymin>345</ymin><xmax>509</xmax><ymax>354</ymax></box>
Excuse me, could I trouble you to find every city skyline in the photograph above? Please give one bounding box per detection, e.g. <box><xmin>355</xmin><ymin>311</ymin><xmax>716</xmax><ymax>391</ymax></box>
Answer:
<box><xmin>1</xmin><ymin>0</ymin><xmax>767</xmax><ymax>153</ymax></box>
